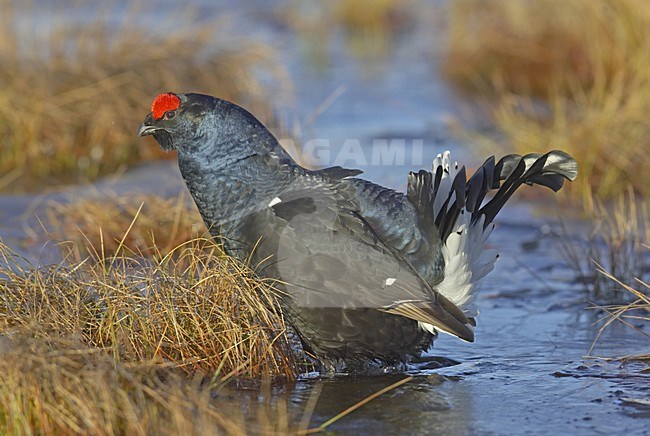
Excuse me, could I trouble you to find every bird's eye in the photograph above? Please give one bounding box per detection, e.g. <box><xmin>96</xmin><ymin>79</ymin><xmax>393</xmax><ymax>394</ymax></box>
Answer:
<box><xmin>164</xmin><ymin>110</ymin><xmax>176</xmax><ymax>120</ymax></box>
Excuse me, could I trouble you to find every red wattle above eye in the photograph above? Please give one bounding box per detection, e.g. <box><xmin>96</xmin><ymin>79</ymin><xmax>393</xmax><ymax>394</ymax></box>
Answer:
<box><xmin>152</xmin><ymin>93</ymin><xmax>181</xmax><ymax>120</ymax></box>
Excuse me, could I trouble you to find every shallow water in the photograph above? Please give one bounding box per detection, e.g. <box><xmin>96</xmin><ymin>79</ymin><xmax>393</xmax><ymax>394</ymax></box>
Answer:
<box><xmin>2</xmin><ymin>0</ymin><xmax>649</xmax><ymax>434</ymax></box>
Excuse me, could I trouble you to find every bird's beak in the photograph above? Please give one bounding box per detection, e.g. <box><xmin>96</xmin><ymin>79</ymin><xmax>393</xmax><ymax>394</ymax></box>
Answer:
<box><xmin>138</xmin><ymin>113</ymin><xmax>157</xmax><ymax>137</ymax></box>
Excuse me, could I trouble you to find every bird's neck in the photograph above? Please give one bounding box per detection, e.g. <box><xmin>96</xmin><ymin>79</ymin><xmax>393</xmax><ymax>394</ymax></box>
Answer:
<box><xmin>178</xmin><ymin>146</ymin><xmax>298</xmax><ymax>230</ymax></box>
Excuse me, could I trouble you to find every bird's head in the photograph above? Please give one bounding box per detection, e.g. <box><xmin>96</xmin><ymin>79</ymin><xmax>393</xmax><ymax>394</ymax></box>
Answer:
<box><xmin>138</xmin><ymin>92</ymin><xmax>213</xmax><ymax>152</ymax></box>
<box><xmin>138</xmin><ymin>92</ymin><xmax>283</xmax><ymax>163</ymax></box>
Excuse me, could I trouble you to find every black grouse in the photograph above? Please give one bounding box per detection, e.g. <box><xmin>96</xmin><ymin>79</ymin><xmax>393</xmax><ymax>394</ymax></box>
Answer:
<box><xmin>138</xmin><ymin>92</ymin><xmax>578</xmax><ymax>370</ymax></box>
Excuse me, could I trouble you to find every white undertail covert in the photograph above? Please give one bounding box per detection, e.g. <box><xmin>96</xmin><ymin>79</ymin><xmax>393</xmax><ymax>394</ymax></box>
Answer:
<box><xmin>433</xmin><ymin>151</ymin><xmax>498</xmax><ymax>311</ymax></box>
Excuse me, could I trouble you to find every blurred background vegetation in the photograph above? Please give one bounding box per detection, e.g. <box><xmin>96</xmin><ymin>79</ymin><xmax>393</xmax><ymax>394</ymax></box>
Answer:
<box><xmin>1</xmin><ymin>0</ymin><xmax>648</xmax><ymax>432</ymax></box>
<box><xmin>0</xmin><ymin>0</ymin><xmax>290</xmax><ymax>190</ymax></box>
<box><xmin>445</xmin><ymin>0</ymin><xmax>650</xmax><ymax>201</ymax></box>
<box><xmin>1</xmin><ymin>0</ymin><xmax>647</xmax><ymax>202</ymax></box>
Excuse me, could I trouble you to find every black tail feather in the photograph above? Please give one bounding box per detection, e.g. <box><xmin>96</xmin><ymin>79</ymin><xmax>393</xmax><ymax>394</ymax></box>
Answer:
<box><xmin>477</xmin><ymin>150</ymin><xmax>578</xmax><ymax>228</ymax></box>
<box><xmin>466</xmin><ymin>155</ymin><xmax>495</xmax><ymax>213</ymax></box>
<box><xmin>437</xmin><ymin>167</ymin><xmax>467</xmax><ymax>243</ymax></box>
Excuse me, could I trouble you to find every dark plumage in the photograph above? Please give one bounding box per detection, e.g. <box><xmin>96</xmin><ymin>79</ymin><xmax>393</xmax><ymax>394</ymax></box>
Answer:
<box><xmin>138</xmin><ymin>92</ymin><xmax>578</xmax><ymax>370</ymax></box>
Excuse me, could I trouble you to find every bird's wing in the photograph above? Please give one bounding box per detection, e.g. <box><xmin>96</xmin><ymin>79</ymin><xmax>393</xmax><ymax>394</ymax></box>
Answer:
<box><xmin>246</xmin><ymin>179</ymin><xmax>474</xmax><ymax>342</ymax></box>
<box><xmin>335</xmin><ymin>177</ymin><xmax>446</xmax><ymax>287</ymax></box>
<box><xmin>330</xmin><ymin>150</ymin><xmax>577</xmax><ymax>312</ymax></box>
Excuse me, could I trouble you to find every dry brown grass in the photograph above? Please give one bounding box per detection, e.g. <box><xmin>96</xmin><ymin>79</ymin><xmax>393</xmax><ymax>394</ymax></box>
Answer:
<box><xmin>42</xmin><ymin>191</ymin><xmax>207</xmax><ymax>260</ymax></box>
<box><xmin>559</xmin><ymin>189</ymin><xmax>648</xmax><ymax>300</ymax></box>
<box><xmin>594</xmin><ymin>257</ymin><xmax>649</xmax><ymax>339</ymax></box>
<box><xmin>0</xmin><ymin>237</ymin><xmax>296</xmax><ymax>379</ymax></box>
<box><xmin>0</xmin><ymin>193</ymin><xmax>308</xmax><ymax>433</ymax></box>
<box><xmin>0</xmin><ymin>229</ymin><xmax>301</xmax><ymax>431</ymax></box>
<box><xmin>0</xmin><ymin>334</ymin><xmax>316</xmax><ymax>434</ymax></box>
<box><xmin>0</xmin><ymin>336</ymin><xmax>258</xmax><ymax>435</ymax></box>
<box><xmin>444</xmin><ymin>0</ymin><xmax>650</xmax><ymax>200</ymax></box>
<box><xmin>587</xmin><ymin>248</ymin><xmax>649</xmax><ymax>362</ymax></box>
<box><xmin>0</xmin><ymin>0</ymin><xmax>290</xmax><ymax>191</ymax></box>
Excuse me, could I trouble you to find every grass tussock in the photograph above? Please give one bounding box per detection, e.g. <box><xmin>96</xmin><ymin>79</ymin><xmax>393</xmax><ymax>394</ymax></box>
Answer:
<box><xmin>0</xmin><ymin>238</ymin><xmax>296</xmax><ymax>380</ymax></box>
<box><xmin>0</xmin><ymin>336</ymin><xmax>259</xmax><ymax>435</ymax></box>
<box><xmin>559</xmin><ymin>189</ymin><xmax>648</xmax><ymax>301</ymax></box>
<box><xmin>444</xmin><ymin>0</ymin><xmax>650</xmax><ymax>200</ymax></box>
<box><xmin>0</xmin><ymin>0</ymin><xmax>289</xmax><ymax>191</ymax></box>
<box><xmin>43</xmin><ymin>192</ymin><xmax>207</xmax><ymax>259</ymax></box>
<box><xmin>0</xmin><ymin>335</ymin><xmax>312</xmax><ymax>435</ymax></box>
<box><xmin>0</xmin><ymin>195</ymin><xmax>309</xmax><ymax>433</ymax></box>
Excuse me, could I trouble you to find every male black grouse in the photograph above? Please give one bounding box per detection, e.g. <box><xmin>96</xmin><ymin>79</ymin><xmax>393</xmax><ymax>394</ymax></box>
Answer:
<box><xmin>139</xmin><ymin>92</ymin><xmax>578</xmax><ymax>369</ymax></box>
